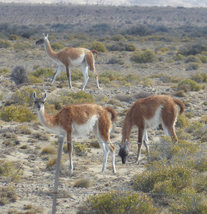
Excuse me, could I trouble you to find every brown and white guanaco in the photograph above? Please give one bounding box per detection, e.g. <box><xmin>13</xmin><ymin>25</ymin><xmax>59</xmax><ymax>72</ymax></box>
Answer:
<box><xmin>36</xmin><ymin>34</ymin><xmax>100</xmax><ymax>90</ymax></box>
<box><xmin>33</xmin><ymin>92</ymin><xmax>116</xmax><ymax>214</ymax></box>
<box><xmin>118</xmin><ymin>95</ymin><xmax>185</xmax><ymax>164</ymax></box>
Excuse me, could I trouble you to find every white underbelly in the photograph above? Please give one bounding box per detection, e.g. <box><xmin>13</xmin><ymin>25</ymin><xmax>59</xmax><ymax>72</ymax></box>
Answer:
<box><xmin>69</xmin><ymin>54</ymin><xmax>85</xmax><ymax>66</ymax></box>
<box><xmin>144</xmin><ymin>106</ymin><xmax>163</xmax><ymax>129</ymax></box>
<box><xmin>72</xmin><ymin>115</ymin><xmax>98</xmax><ymax>137</ymax></box>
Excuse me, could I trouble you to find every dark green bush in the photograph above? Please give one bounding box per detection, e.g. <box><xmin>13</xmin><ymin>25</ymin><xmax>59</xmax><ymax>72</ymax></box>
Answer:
<box><xmin>107</xmin><ymin>42</ymin><xmax>136</xmax><ymax>51</ymax></box>
<box><xmin>90</xmin><ymin>41</ymin><xmax>106</xmax><ymax>52</ymax></box>
<box><xmin>178</xmin><ymin>42</ymin><xmax>207</xmax><ymax>56</ymax></box>
<box><xmin>130</xmin><ymin>50</ymin><xmax>156</xmax><ymax>63</ymax></box>
<box><xmin>78</xmin><ymin>191</ymin><xmax>158</xmax><ymax>214</ymax></box>
<box><xmin>177</xmin><ymin>79</ymin><xmax>202</xmax><ymax>92</ymax></box>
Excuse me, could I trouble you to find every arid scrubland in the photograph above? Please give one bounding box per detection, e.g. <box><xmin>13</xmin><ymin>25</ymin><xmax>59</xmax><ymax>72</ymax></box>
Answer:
<box><xmin>0</xmin><ymin>3</ymin><xmax>207</xmax><ymax>214</ymax></box>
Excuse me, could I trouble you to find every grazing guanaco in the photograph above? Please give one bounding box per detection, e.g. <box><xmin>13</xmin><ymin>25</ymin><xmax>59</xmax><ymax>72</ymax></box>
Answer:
<box><xmin>36</xmin><ymin>34</ymin><xmax>100</xmax><ymax>90</ymax></box>
<box><xmin>118</xmin><ymin>95</ymin><xmax>185</xmax><ymax>164</ymax></box>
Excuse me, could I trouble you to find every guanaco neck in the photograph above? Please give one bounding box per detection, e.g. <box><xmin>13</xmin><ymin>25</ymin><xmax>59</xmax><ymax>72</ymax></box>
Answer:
<box><xmin>44</xmin><ymin>39</ymin><xmax>57</xmax><ymax>60</ymax></box>
<box><xmin>121</xmin><ymin>116</ymin><xmax>133</xmax><ymax>147</ymax></box>
<box><xmin>37</xmin><ymin>105</ymin><xmax>57</xmax><ymax>129</ymax></box>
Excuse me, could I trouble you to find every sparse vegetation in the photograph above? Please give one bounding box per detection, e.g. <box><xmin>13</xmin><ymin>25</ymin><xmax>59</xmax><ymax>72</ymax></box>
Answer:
<box><xmin>0</xmin><ymin>105</ymin><xmax>35</xmax><ymax>122</ymax></box>
<box><xmin>130</xmin><ymin>50</ymin><xmax>157</xmax><ymax>63</ymax></box>
<box><xmin>78</xmin><ymin>191</ymin><xmax>158</xmax><ymax>214</ymax></box>
<box><xmin>177</xmin><ymin>79</ymin><xmax>202</xmax><ymax>92</ymax></box>
<box><xmin>0</xmin><ymin>186</ymin><xmax>17</xmax><ymax>205</ymax></box>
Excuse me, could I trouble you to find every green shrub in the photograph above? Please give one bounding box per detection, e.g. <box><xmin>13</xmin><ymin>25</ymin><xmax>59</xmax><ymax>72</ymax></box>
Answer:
<box><xmin>51</xmin><ymin>42</ymin><xmax>64</xmax><ymax>50</ymax></box>
<box><xmin>192</xmin><ymin>73</ymin><xmax>207</xmax><ymax>83</ymax></box>
<box><xmin>0</xmin><ymin>39</ymin><xmax>12</xmax><ymax>48</ymax></box>
<box><xmin>78</xmin><ymin>191</ymin><xmax>158</xmax><ymax>214</ymax></box>
<box><xmin>74</xmin><ymin>143</ymin><xmax>87</xmax><ymax>156</ymax></box>
<box><xmin>170</xmin><ymin>193</ymin><xmax>207</xmax><ymax>214</ymax></box>
<box><xmin>178</xmin><ymin>42</ymin><xmax>207</xmax><ymax>56</ymax></box>
<box><xmin>0</xmin><ymin>68</ymin><xmax>10</xmax><ymax>76</ymax></box>
<box><xmin>58</xmin><ymin>91</ymin><xmax>95</xmax><ymax>105</ymax></box>
<box><xmin>0</xmin><ymin>186</ymin><xmax>17</xmax><ymax>205</ymax></box>
<box><xmin>110</xmin><ymin>34</ymin><xmax>126</xmax><ymax>41</ymax></box>
<box><xmin>11</xmin><ymin>86</ymin><xmax>39</xmax><ymax>107</ymax></box>
<box><xmin>185</xmin><ymin>55</ymin><xmax>201</xmax><ymax>63</ymax></box>
<box><xmin>130</xmin><ymin>50</ymin><xmax>156</xmax><ymax>63</ymax></box>
<box><xmin>0</xmin><ymin>160</ymin><xmax>22</xmax><ymax>181</ymax></box>
<box><xmin>99</xmin><ymin>71</ymin><xmax>123</xmax><ymax>84</ymax></box>
<box><xmin>56</xmin><ymin>69</ymin><xmax>83</xmax><ymax>82</ymax></box>
<box><xmin>31</xmin><ymin>67</ymin><xmax>54</xmax><ymax>78</ymax></box>
<box><xmin>195</xmin><ymin>175</ymin><xmax>207</xmax><ymax>194</ymax></box>
<box><xmin>176</xmin><ymin>114</ymin><xmax>189</xmax><ymax>128</ymax></box>
<box><xmin>199</xmin><ymin>55</ymin><xmax>207</xmax><ymax>63</ymax></box>
<box><xmin>28</xmin><ymin>74</ymin><xmax>43</xmax><ymax>84</ymax></box>
<box><xmin>13</xmin><ymin>41</ymin><xmax>32</xmax><ymax>51</ymax></box>
<box><xmin>107</xmin><ymin>42</ymin><xmax>136</xmax><ymax>51</ymax></box>
<box><xmin>177</xmin><ymin>79</ymin><xmax>202</xmax><ymax>92</ymax></box>
<box><xmin>133</xmin><ymin>165</ymin><xmax>192</xmax><ymax>193</ymax></box>
<box><xmin>186</xmin><ymin>63</ymin><xmax>200</xmax><ymax>71</ymax></box>
<box><xmin>90</xmin><ymin>41</ymin><xmax>106</xmax><ymax>52</ymax></box>
<box><xmin>0</xmin><ymin>105</ymin><xmax>35</xmax><ymax>122</ymax></box>
<box><xmin>193</xmin><ymin>156</ymin><xmax>207</xmax><ymax>172</ymax></box>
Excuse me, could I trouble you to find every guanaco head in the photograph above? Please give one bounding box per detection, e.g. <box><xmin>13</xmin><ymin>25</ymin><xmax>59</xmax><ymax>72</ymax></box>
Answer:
<box><xmin>33</xmin><ymin>91</ymin><xmax>46</xmax><ymax>111</ymax></box>
<box><xmin>35</xmin><ymin>33</ymin><xmax>48</xmax><ymax>45</ymax></box>
<box><xmin>118</xmin><ymin>140</ymin><xmax>129</xmax><ymax>164</ymax></box>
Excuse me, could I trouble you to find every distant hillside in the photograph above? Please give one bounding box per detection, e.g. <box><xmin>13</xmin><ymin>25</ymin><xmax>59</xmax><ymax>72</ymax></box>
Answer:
<box><xmin>0</xmin><ymin>0</ymin><xmax>207</xmax><ymax>7</ymax></box>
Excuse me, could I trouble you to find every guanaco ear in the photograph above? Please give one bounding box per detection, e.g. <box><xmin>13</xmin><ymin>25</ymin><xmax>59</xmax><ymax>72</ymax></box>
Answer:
<box><xmin>42</xmin><ymin>92</ymin><xmax>47</xmax><ymax>101</ymax></box>
<box><xmin>33</xmin><ymin>91</ymin><xmax>37</xmax><ymax>100</ymax></box>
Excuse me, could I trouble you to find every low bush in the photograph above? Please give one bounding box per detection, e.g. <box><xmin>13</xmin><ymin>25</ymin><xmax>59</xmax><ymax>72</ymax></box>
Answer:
<box><xmin>107</xmin><ymin>42</ymin><xmax>136</xmax><ymax>51</ymax></box>
<box><xmin>90</xmin><ymin>41</ymin><xmax>106</xmax><ymax>52</ymax></box>
<box><xmin>0</xmin><ymin>39</ymin><xmax>12</xmax><ymax>48</ymax></box>
<box><xmin>31</xmin><ymin>67</ymin><xmax>54</xmax><ymax>78</ymax></box>
<box><xmin>0</xmin><ymin>186</ymin><xmax>17</xmax><ymax>205</ymax></box>
<box><xmin>13</xmin><ymin>41</ymin><xmax>32</xmax><ymax>51</ymax></box>
<box><xmin>133</xmin><ymin>165</ymin><xmax>192</xmax><ymax>193</ymax></box>
<box><xmin>74</xmin><ymin>143</ymin><xmax>87</xmax><ymax>156</ymax></box>
<box><xmin>0</xmin><ymin>160</ymin><xmax>22</xmax><ymax>181</ymax></box>
<box><xmin>130</xmin><ymin>50</ymin><xmax>156</xmax><ymax>63</ymax></box>
<box><xmin>110</xmin><ymin>34</ymin><xmax>126</xmax><ymax>41</ymax></box>
<box><xmin>191</xmin><ymin>73</ymin><xmax>207</xmax><ymax>83</ymax></box>
<box><xmin>185</xmin><ymin>55</ymin><xmax>201</xmax><ymax>63</ymax></box>
<box><xmin>0</xmin><ymin>105</ymin><xmax>35</xmax><ymax>122</ymax></box>
<box><xmin>10</xmin><ymin>86</ymin><xmax>39</xmax><ymax>107</ymax></box>
<box><xmin>186</xmin><ymin>63</ymin><xmax>200</xmax><ymax>71</ymax></box>
<box><xmin>78</xmin><ymin>191</ymin><xmax>158</xmax><ymax>214</ymax></box>
<box><xmin>170</xmin><ymin>193</ymin><xmax>207</xmax><ymax>214</ymax></box>
<box><xmin>51</xmin><ymin>42</ymin><xmax>64</xmax><ymax>50</ymax></box>
<box><xmin>0</xmin><ymin>68</ymin><xmax>10</xmax><ymax>76</ymax></box>
<box><xmin>176</xmin><ymin>114</ymin><xmax>189</xmax><ymax>128</ymax></box>
<box><xmin>177</xmin><ymin>79</ymin><xmax>202</xmax><ymax>92</ymax></box>
<box><xmin>11</xmin><ymin>66</ymin><xmax>28</xmax><ymax>85</ymax></box>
